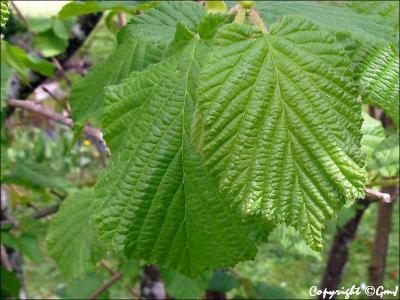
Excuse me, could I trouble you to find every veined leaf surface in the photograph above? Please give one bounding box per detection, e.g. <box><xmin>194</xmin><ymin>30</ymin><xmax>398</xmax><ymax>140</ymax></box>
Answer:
<box><xmin>353</xmin><ymin>44</ymin><xmax>399</xmax><ymax>128</ymax></box>
<box><xmin>95</xmin><ymin>23</ymin><xmax>257</xmax><ymax>276</ymax></box>
<box><xmin>257</xmin><ymin>1</ymin><xmax>397</xmax><ymax>45</ymax></box>
<box><xmin>70</xmin><ymin>1</ymin><xmax>205</xmax><ymax>127</ymax></box>
<box><xmin>197</xmin><ymin>17</ymin><xmax>366</xmax><ymax>250</ymax></box>
<box><xmin>47</xmin><ymin>189</ymin><xmax>100</xmax><ymax>279</ymax></box>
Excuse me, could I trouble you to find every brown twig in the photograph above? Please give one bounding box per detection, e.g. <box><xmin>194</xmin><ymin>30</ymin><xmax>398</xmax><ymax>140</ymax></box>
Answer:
<box><xmin>100</xmin><ymin>260</ymin><xmax>139</xmax><ymax>299</ymax></box>
<box><xmin>89</xmin><ymin>272</ymin><xmax>123</xmax><ymax>299</ymax></box>
<box><xmin>367</xmin><ymin>186</ymin><xmax>398</xmax><ymax>298</ymax></box>
<box><xmin>41</xmin><ymin>86</ymin><xmax>70</xmax><ymax>113</ymax></box>
<box><xmin>51</xmin><ymin>58</ymin><xmax>73</xmax><ymax>88</ymax></box>
<box><xmin>6</xmin><ymin>13</ymin><xmax>102</xmax><ymax>116</ymax></box>
<box><xmin>364</xmin><ymin>188</ymin><xmax>391</xmax><ymax>203</ymax></box>
<box><xmin>33</xmin><ymin>205</ymin><xmax>60</xmax><ymax>219</ymax></box>
<box><xmin>0</xmin><ymin>245</ymin><xmax>13</xmax><ymax>272</ymax></box>
<box><xmin>7</xmin><ymin>99</ymin><xmax>107</xmax><ymax>150</ymax></box>
<box><xmin>11</xmin><ymin>2</ymin><xmax>28</xmax><ymax>27</ymax></box>
<box><xmin>248</xmin><ymin>9</ymin><xmax>267</xmax><ymax>33</ymax></box>
<box><xmin>117</xmin><ymin>13</ymin><xmax>127</xmax><ymax>26</ymax></box>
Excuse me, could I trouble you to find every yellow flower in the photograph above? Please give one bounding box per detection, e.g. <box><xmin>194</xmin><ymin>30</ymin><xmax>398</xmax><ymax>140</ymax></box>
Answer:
<box><xmin>83</xmin><ymin>139</ymin><xmax>91</xmax><ymax>146</ymax></box>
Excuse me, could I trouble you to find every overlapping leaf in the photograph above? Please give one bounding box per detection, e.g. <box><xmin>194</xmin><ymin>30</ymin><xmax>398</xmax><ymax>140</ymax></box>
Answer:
<box><xmin>94</xmin><ymin>22</ymin><xmax>257</xmax><ymax>276</ymax></box>
<box><xmin>361</xmin><ymin>114</ymin><xmax>399</xmax><ymax>178</ymax></box>
<box><xmin>119</xmin><ymin>1</ymin><xmax>206</xmax><ymax>46</ymax></box>
<box><xmin>70</xmin><ymin>1</ymin><xmax>205</xmax><ymax>127</ymax></box>
<box><xmin>47</xmin><ymin>189</ymin><xmax>101</xmax><ymax>279</ymax></box>
<box><xmin>353</xmin><ymin>44</ymin><xmax>399</xmax><ymax>128</ymax></box>
<box><xmin>70</xmin><ymin>40</ymin><xmax>162</xmax><ymax>127</ymax></box>
<box><xmin>196</xmin><ymin>17</ymin><xmax>366</xmax><ymax>250</ymax></box>
<box><xmin>257</xmin><ymin>1</ymin><xmax>397</xmax><ymax>45</ymax></box>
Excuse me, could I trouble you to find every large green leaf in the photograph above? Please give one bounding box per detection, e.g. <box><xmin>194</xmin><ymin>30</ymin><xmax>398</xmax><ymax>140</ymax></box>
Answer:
<box><xmin>346</xmin><ymin>1</ymin><xmax>399</xmax><ymax>33</ymax></box>
<box><xmin>94</xmin><ymin>22</ymin><xmax>257</xmax><ymax>276</ymax></box>
<box><xmin>70</xmin><ymin>1</ymin><xmax>205</xmax><ymax>127</ymax></box>
<box><xmin>257</xmin><ymin>1</ymin><xmax>396</xmax><ymax>45</ymax></box>
<box><xmin>353</xmin><ymin>44</ymin><xmax>399</xmax><ymax>128</ymax></box>
<box><xmin>70</xmin><ymin>40</ymin><xmax>162</xmax><ymax>127</ymax></box>
<box><xmin>361</xmin><ymin>113</ymin><xmax>385</xmax><ymax>163</ymax></box>
<box><xmin>46</xmin><ymin>189</ymin><xmax>101</xmax><ymax>279</ymax></box>
<box><xmin>196</xmin><ymin>18</ymin><xmax>366</xmax><ymax>250</ymax></box>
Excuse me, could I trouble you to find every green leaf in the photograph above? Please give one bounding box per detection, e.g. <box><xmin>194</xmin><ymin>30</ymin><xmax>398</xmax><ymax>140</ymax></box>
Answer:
<box><xmin>257</xmin><ymin>1</ymin><xmax>397</xmax><ymax>45</ymax></box>
<box><xmin>2</xmin><ymin>232</ymin><xmax>43</xmax><ymax>262</ymax></box>
<box><xmin>58</xmin><ymin>1</ymin><xmax>141</xmax><ymax>20</ymax></box>
<box><xmin>3</xmin><ymin>161</ymin><xmax>70</xmax><ymax>191</ymax></box>
<box><xmin>353</xmin><ymin>44</ymin><xmax>399</xmax><ymax>128</ymax></box>
<box><xmin>361</xmin><ymin>113</ymin><xmax>385</xmax><ymax>165</ymax></box>
<box><xmin>94</xmin><ymin>24</ymin><xmax>257</xmax><ymax>276</ymax></box>
<box><xmin>27</xmin><ymin>17</ymin><xmax>54</xmax><ymax>33</ymax></box>
<box><xmin>0</xmin><ymin>61</ymin><xmax>12</xmax><ymax>112</ymax></box>
<box><xmin>46</xmin><ymin>189</ymin><xmax>101</xmax><ymax>279</ymax></box>
<box><xmin>35</xmin><ymin>30</ymin><xmax>68</xmax><ymax>57</ymax></box>
<box><xmin>208</xmin><ymin>270</ymin><xmax>240</xmax><ymax>293</ymax></box>
<box><xmin>196</xmin><ymin>18</ymin><xmax>366</xmax><ymax>251</ymax></box>
<box><xmin>65</xmin><ymin>272</ymin><xmax>109</xmax><ymax>299</ymax></box>
<box><xmin>120</xmin><ymin>259</ymin><xmax>141</xmax><ymax>285</ymax></box>
<box><xmin>70</xmin><ymin>1</ymin><xmax>206</xmax><ymax>127</ymax></box>
<box><xmin>199</xmin><ymin>13</ymin><xmax>235</xmax><ymax>40</ymax></box>
<box><xmin>70</xmin><ymin>39</ymin><xmax>162</xmax><ymax>127</ymax></box>
<box><xmin>370</xmin><ymin>132</ymin><xmax>399</xmax><ymax>177</ymax></box>
<box><xmin>1</xmin><ymin>41</ymin><xmax>56</xmax><ymax>82</ymax></box>
<box><xmin>346</xmin><ymin>1</ymin><xmax>399</xmax><ymax>32</ymax></box>
<box><xmin>53</xmin><ymin>19</ymin><xmax>69</xmax><ymax>40</ymax></box>
<box><xmin>118</xmin><ymin>1</ymin><xmax>206</xmax><ymax>46</ymax></box>
<box><xmin>161</xmin><ymin>268</ymin><xmax>211</xmax><ymax>299</ymax></box>
<box><xmin>0</xmin><ymin>130</ymin><xmax>8</xmax><ymax>182</ymax></box>
<box><xmin>0</xmin><ymin>267</ymin><xmax>20</xmax><ymax>299</ymax></box>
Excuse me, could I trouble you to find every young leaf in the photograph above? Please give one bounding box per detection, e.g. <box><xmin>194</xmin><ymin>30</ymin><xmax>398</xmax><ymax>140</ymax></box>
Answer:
<box><xmin>196</xmin><ymin>17</ymin><xmax>366</xmax><ymax>251</ymax></box>
<box><xmin>46</xmin><ymin>188</ymin><xmax>101</xmax><ymax>279</ymax></box>
<box><xmin>94</xmin><ymin>23</ymin><xmax>257</xmax><ymax>276</ymax></box>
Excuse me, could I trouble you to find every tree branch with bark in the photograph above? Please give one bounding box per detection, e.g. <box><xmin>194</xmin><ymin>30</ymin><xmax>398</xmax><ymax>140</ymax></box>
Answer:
<box><xmin>7</xmin><ymin>99</ymin><xmax>107</xmax><ymax>149</ymax></box>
